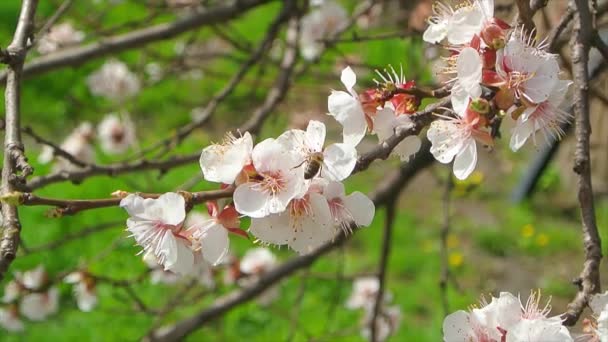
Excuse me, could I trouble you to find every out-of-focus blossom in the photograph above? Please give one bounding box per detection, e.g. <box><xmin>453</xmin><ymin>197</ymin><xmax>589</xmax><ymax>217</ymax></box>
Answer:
<box><xmin>0</xmin><ymin>305</ymin><xmax>23</xmax><ymax>332</ymax></box>
<box><xmin>300</xmin><ymin>0</ymin><xmax>347</xmax><ymax>60</ymax></box>
<box><xmin>238</xmin><ymin>248</ymin><xmax>279</xmax><ymax>305</ymax></box>
<box><xmin>233</xmin><ymin>138</ymin><xmax>306</xmax><ymax>218</ymax></box>
<box><xmin>328</xmin><ymin>66</ymin><xmax>369</xmax><ymax>146</ymax></box>
<box><xmin>276</xmin><ymin>120</ymin><xmax>357</xmax><ymax>181</ymax></box>
<box><xmin>64</xmin><ymin>271</ymin><xmax>98</xmax><ymax>312</ymax></box>
<box><xmin>346</xmin><ymin>276</ymin><xmax>383</xmax><ymax>310</ymax></box>
<box><xmin>37</xmin><ymin>23</ymin><xmax>84</xmax><ymax>54</ymax></box>
<box><xmin>20</xmin><ymin>287</ymin><xmax>59</xmax><ymax>321</ymax></box>
<box><xmin>355</xmin><ymin>2</ymin><xmax>383</xmax><ymax>30</ymax></box>
<box><xmin>361</xmin><ymin>305</ymin><xmax>402</xmax><ymax>342</ymax></box>
<box><xmin>97</xmin><ymin>113</ymin><xmax>137</xmax><ymax>155</ymax></box>
<box><xmin>143</xmin><ymin>252</ymin><xmax>181</xmax><ymax>285</ymax></box>
<box><xmin>38</xmin><ymin>122</ymin><xmax>96</xmax><ymax>172</ymax></box>
<box><xmin>200</xmin><ymin>132</ymin><xmax>253</xmax><ymax>185</ymax></box>
<box><xmin>120</xmin><ymin>193</ymin><xmax>194</xmax><ymax>275</ymax></box>
<box><xmin>87</xmin><ymin>59</ymin><xmax>141</xmax><ymax>101</ymax></box>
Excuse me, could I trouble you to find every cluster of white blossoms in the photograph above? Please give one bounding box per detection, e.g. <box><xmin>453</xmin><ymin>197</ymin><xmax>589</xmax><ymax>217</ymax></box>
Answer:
<box><xmin>38</xmin><ymin>113</ymin><xmax>137</xmax><ymax>170</ymax></box>
<box><xmin>346</xmin><ymin>277</ymin><xmax>401</xmax><ymax>342</ymax></box>
<box><xmin>87</xmin><ymin>59</ymin><xmax>141</xmax><ymax>102</ymax></box>
<box><xmin>0</xmin><ymin>266</ymin><xmax>58</xmax><ymax>332</ymax></box>
<box><xmin>443</xmin><ymin>291</ymin><xmax>573</xmax><ymax>341</ymax></box>
<box><xmin>420</xmin><ymin>0</ymin><xmax>572</xmax><ymax>180</ymax></box>
<box><xmin>37</xmin><ymin>22</ymin><xmax>84</xmax><ymax>54</ymax></box>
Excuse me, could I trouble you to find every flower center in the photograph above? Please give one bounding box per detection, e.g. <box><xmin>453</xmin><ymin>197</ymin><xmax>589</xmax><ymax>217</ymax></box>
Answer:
<box><xmin>256</xmin><ymin>171</ymin><xmax>286</xmax><ymax>195</ymax></box>
<box><xmin>328</xmin><ymin>198</ymin><xmax>354</xmax><ymax>233</ymax></box>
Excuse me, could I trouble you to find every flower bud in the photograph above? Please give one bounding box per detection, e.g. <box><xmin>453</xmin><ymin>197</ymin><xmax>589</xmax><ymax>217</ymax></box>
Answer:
<box><xmin>481</xmin><ymin>21</ymin><xmax>507</xmax><ymax>50</ymax></box>
<box><xmin>494</xmin><ymin>88</ymin><xmax>515</xmax><ymax>110</ymax></box>
<box><xmin>469</xmin><ymin>98</ymin><xmax>490</xmax><ymax>115</ymax></box>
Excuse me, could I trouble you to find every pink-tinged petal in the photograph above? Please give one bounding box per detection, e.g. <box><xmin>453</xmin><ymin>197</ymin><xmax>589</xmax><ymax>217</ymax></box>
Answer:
<box><xmin>427</xmin><ymin>120</ymin><xmax>464</xmax><ymax>164</ymax></box>
<box><xmin>199</xmin><ymin>223</ymin><xmax>230</xmax><ymax>266</ymax></box>
<box><xmin>305</xmin><ymin>120</ymin><xmax>326</xmax><ymax>152</ymax></box>
<box><xmin>423</xmin><ymin>21</ymin><xmax>448</xmax><ymax>44</ymax></box>
<box><xmin>249</xmin><ymin>214</ymin><xmax>294</xmax><ymax>246</ymax></box>
<box><xmin>509</xmin><ymin>118</ymin><xmax>535</xmax><ymax>152</ymax></box>
<box><xmin>340</xmin><ymin>66</ymin><xmax>357</xmax><ymax>91</ymax></box>
<box><xmin>343</xmin><ymin>191</ymin><xmax>375</xmax><ymax>227</ymax></box>
<box><xmin>233</xmin><ymin>183</ymin><xmax>269</xmax><ymax>218</ymax></box>
<box><xmin>442</xmin><ymin>310</ymin><xmax>474</xmax><ymax>342</ymax></box>
<box><xmin>453</xmin><ymin>138</ymin><xmax>477</xmax><ymax>180</ymax></box>
<box><xmin>323</xmin><ymin>180</ymin><xmax>346</xmax><ymax>200</ymax></box>
<box><xmin>394</xmin><ymin>135</ymin><xmax>422</xmax><ymax>162</ymax></box>
<box><xmin>322</xmin><ymin>143</ymin><xmax>357</xmax><ymax>181</ymax></box>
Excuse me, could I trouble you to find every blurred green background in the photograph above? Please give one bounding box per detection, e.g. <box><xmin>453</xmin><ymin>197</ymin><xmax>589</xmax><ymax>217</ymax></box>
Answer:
<box><xmin>0</xmin><ymin>0</ymin><xmax>607</xmax><ymax>341</ymax></box>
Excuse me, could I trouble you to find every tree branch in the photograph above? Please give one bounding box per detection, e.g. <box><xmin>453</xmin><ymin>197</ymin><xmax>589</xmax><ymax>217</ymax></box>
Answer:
<box><xmin>0</xmin><ymin>0</ymin><xmax>39</xmax><ymax>280</ymax></box>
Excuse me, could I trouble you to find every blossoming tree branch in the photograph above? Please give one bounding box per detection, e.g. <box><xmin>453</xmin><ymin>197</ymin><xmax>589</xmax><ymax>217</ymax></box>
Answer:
<box><xmin>0</xmin><ymin>0</ymin><xmax>606</xmax><ymax>340</ymax></box>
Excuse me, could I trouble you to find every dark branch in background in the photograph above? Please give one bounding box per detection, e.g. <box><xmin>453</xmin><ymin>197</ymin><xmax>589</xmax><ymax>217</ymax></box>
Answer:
<box><xmin>0</xmin><ymin>0</ymin><xmax>39</xmax><ymax>280</ymax></box>
<box><xmin>515</xmin><ymin>0</ymin><xmax>536</xmax><ymax>32</ymax></box>
<box><xmin>0</xmin><ymin>0</ymin><xmax>273</xmax><ymax>83</ymax></box>
<box><xmin>561</xmin><ymin>0</ymin><xmax>603</xmax><ymax>326</ymax></box>
<box><xmin>439</xmin><ymin>172</ymin><xmax>453</xmax><ymax>316</ymax></box>
<box><xmin>148</xmin><ymin>143</ymin><xmax>435</xmax><ymax>341</ymax></box>
<box><xmin>370</xmin><ymin>200</ymin><xmax>396</xmax><ymax>342</ymax></box>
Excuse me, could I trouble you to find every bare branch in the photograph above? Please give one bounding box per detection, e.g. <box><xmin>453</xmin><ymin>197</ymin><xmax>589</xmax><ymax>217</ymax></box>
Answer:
<box><xmin>0</xmin><ymin>0</ymin><xmax>39</xmax><ymax>279</ymax></box>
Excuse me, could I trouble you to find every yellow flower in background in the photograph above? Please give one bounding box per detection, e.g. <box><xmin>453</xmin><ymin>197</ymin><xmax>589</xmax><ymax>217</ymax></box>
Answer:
<box><xmin>536</xmin><ymin>233</ymin><xmax>549</xmax><ymax>247</ymax></box>
<box><xmin>448</xmin><ymin>252</ymin><xmax>464</xmax><ymax>267</ymax></box>
<box><xmin>447</xmin><ymin>234</ymin><xmax>460</xmax><ymax>249</ymax></box>
<box><xmin>521</xmin><ymin>224</ymin><xmax>535</xmax><ymax>238</ymax></box>
<box><xmin>468</xmin><ymin>171</ymin><xmax>484</xmax><ymax>185</ymax></box>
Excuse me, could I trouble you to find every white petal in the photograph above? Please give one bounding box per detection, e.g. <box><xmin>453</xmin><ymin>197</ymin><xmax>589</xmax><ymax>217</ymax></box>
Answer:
<box><xmin>423</xmin><ymin>21</ymin><xmax>448</xmax><ymax>44</ymax></box>
<box><xmin>328</xmin><ymin>91</ymin><xmax>367</xmax><ymax>146</ymax></box>
<box><xmin>305</xmin><ymin>120</ymin><xmax>326</xmax><ymax>152</ymax></box>
<box><xmin>394</xmin><ymin>135</ymin><xmax>422</xmax><ymax>162</ymax></box>
<box><xmin>343</xmin><ymin>191</ymin><xmax>375</xmax><ymax>227</ymax></box>
<box><xmin>200</xmin><ymin>132</ymin><xmax>252</xmax><ymax>184</ymax></box>
<box><xmin>199</xmin><ymin>223</ymin><xmax>230</xmax><ymax>266</ymax></box>
<box><xmin>453</xmin><ymin>138</ymin><xmax>477</xmax><ymax>180</ymax></box>
<box><xmin>155</xmin><ymin>193</ymin><xmax>186</xmax><ymax>226</ymax></box>
<box><xmin>510</xmin><ymin>118</ymin><xmax>535</xmax><ymax>151</ymax></box>
<box><xmin>372</xmin><ymin>107</ymin><xmax>397</xmax><ymax>140</ymax></box>
<box><xmin>159</xmin><ymin>233</ymin><xmax>194</xmax><ymax>275</ymax></box>
<box><xmin>427</xmin><ymin>120</ymin><xmax>464</xmax><ymax>164</ymax></box>
<box><xmin>340</xmin><ymin>66</ymin><xmax>357</xmax><ymax>91</ymax></box>
<box><xmin>590</xmin><ymin>292</ymin><xmax>608</xmax><ymax>314</ymax></box>
<box><xmin>233</xmin><ymin>183</ymin><xmax>270</xmax><ymax>218</ymax></box>
<box><xmin>321</xmin><ymin>143</ymin><xmax>357</xmax><ymax>181</ymax></box>
<box><xmin>249</xmin><ymin>214</ymin><xmax>294</xmax><ymax>246</ymax></box>
<box><xmin>547</xmin><ymin>79</ymin><xmax>572</xmax><ymax>106</ymax></box>
<box><xmin>289</xmin><ymin>193</ymin><xmax>335</xmax><ymax>254</ymax></box>
<box><xmin>442</xmin><ymin>310</ymin><xmax>474</xmax><ymax>342</ymax></box>
<box><xmin>450</xmin><ymin>85</ymin><xmax>470</xmax><ymax>116</ymax></box>
<box><xmin>240</xmin><ymin>247</ymin><xmax>277</xmax><ymax>274</ymax></box>
<box><xmin>457</xmin><ymin>47</ymin><xmax>482</xmax><ymax>97</ymax></box>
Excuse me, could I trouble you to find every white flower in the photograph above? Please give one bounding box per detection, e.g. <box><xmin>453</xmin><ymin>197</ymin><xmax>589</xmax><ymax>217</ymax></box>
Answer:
<box><xmin>233</xmin><ymin>138</ymin><xmax>306</xmax><ymax>218</ymax></box>
<box><xmin>120</xmin><ymin>193</ymin><xmax>194</xmax><ymax>275</ymax></box>
<box><xmin>451</xmin><ymin>47</ymin><xmax>483</xmax><ymax>114</ymax></box>
<box><xmin>506</xmin><ymin>318</ymin><xmax>573</xmax><ymax>342</ymax></box>
<box><xmin>361</xmin><ymin>305</ymin><xmax>402</xmax><ymax>342</ymax></box>
<box><xmin>97</xmin><ymin>113</ymin><xmax>137</xmax><ymax>154</ymax></box>
<box><xmin>87</xmin><ymin>59</ymin><xmax>141</xmax><ymax>101</ymax></box>
<box><xmin>300</xmin><ymin>0</ymin><xmax>347</xmax><ymax>60</ymax></box>
<box><xmin>239</xmin><ymin>247</ymin><xmax>277</xmax><ymax>275</ymax></box>
<box><xmin>21</xmin><ymin>265</ymin><xmax>47</xmax><ymax>291</ymax></box>
<box><xmin>372</xmin><ymin>106</ymin><xmax>421</xmax><ymax>162</ymax></box>
<box><xmin>495</xmin><ymin>32</ymin><xmax>560</xmax><ymax>106</ymax></box>
<box><xmin>185</xmin><ymin>205</ymin><xmax>234</xmax><ymax>266</ymax></box>
<box><xmin>423</xmin><ymin>0</ymin><xmax>494</xmax><ymax>45</ymax></box>
<box><xmin>277</xmin><ymin>120</ymin><xmax>357</xmax><ymax>181</ymax></box>
<box><xmin>38</xmin><ymin>122</ymin><xmax>96</xmax><ymax>171</ymax></box>
<box><xmin>64</xmin><ymin>272</ymin><xmax>97</xmax><ymax>312</ymax></box>
<box><xmin>0</xmin><ymin>306</ymin><xmax>23</xmax><ymax>332</ymax></box>
<box><xmin>427</xmin><ymin>106</ymin><xmax>494</xmax><ymax>180</ymax></box>
<box><xmin>200</xmin><ymin>132</ymin><xmax>253</xmax><ymax>185</ymax></box>
<box><xmin>510</xmin><ymin>79</ymin><xmax>572</xmax><ymax>151</ymax></box>
<box><xmin>37</xmin><ymin>22</ymin><xmax>84</xmax><ymax>54</ymax></box>
<box><xmin>346</xmin><ymin>276</ymin><xmax>390</xmax><ymax>310</ymax></box>
<box><xmin>443</xmin><ymin>291</ymin><xmax>572</xmax><ymax>342</ymax></box>
<box><xmin>20</xmin><ymin>287</ymin><xmax>59</xmax><ymax>321</ymax></box>
<box><xmin>249</xmin><ymin>184</ymin><xmax>334</xmax><ymax>254</ymax></box>
<box><xmin>2</xmin><ymin>280</ymin><xmax>22</xmax><ymax>303</ymax></box>
<box><xmin>328</xmin><ymin>67</ymin><xmax>369</xmax><ymax>146</ymax></box>
<box><xmin>323</xmin><ymin>181</ymin><xmax>375</xmax><ymax>233</ymax></box>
